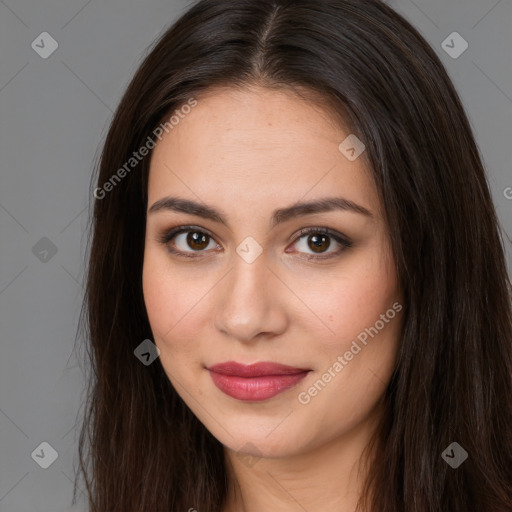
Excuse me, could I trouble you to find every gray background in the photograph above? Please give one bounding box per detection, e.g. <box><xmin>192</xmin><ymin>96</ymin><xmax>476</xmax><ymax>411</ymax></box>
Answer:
<box><xmin>0</xmin><ymin>0</ymin><xmax>511</xmax><ymax>511</ymax></box>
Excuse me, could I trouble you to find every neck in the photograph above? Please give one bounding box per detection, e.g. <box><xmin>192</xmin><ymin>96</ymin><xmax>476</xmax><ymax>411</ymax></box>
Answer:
<box><xmin>221</xmin><ymin>402</ymin><xmax>383</xmax><ymax>512</ymax></box>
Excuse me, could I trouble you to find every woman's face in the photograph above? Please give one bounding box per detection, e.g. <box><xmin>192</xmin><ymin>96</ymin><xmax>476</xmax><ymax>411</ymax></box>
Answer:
<box><xmin>143</xmin><ymin>86</ymin><xmax>403</xmax><ymax>460</ymax></box>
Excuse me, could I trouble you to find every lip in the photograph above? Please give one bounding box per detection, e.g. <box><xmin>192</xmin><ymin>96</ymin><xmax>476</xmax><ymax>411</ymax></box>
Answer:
<box><xmin>207</xmin><ymin>361</ymin><xmax>311</xmax><ymax>401</ymax></box>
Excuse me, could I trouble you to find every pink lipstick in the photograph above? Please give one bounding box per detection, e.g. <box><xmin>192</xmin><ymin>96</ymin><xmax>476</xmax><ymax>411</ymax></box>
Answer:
<box><xmin>207</xmin><ymin>361</ymin><xmax>311</xmax><ymax>401</ymax></box>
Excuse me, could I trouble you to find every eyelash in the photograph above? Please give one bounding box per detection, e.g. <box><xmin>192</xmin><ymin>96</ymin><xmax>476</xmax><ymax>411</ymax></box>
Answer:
<box><xmin>157</xmin><ymin>225</ymin><xmax>352</xmax><ymax>261</ymax></box>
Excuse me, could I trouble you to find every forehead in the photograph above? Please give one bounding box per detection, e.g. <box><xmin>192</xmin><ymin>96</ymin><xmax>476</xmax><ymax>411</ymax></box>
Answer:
<box><xmin>147</xmin><ymin>86</ymin><xmax>381</xmax><ymax>220</ymax></box>
<box><xmin>156</xmin><ymin>85</ymin><xmax>350</xmax><ymax>153</ymax></box>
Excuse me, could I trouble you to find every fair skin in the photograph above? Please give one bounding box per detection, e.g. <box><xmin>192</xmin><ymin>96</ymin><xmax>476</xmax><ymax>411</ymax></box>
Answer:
<box><xmin>142</xmin><ymin>85</ymin><xmax>403</xmax><ymax>512</ymax></box>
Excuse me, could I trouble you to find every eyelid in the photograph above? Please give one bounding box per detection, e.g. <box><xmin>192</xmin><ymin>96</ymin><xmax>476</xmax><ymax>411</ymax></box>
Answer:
<box><xmin>292</xmin><ymin>226</ymin><xmax>352</xmax><ymax>248</ymax></box>
<box><xmin>288</xmin><ymin>226</ymin><xmax>352</xmax><ymax>260</ymax></box>
<box><xmin>156</xmin><ymin>224</ymin><xmax>220</xmax><ymax>257</ymax></box>
<box><xmin>157</xmin><ymin>224</ymin><xmax>352</xmax><ymax>259</ymax></box>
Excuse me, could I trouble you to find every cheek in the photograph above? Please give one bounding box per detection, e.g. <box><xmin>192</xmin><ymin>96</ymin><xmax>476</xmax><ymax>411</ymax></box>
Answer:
<box><xmin>295</xmin><ymin>244</ymin><xmax>399</xmax><ymax>353</ymax></box>
<box><xmin>142</xmin><ymin>249</ymin><xmax>185</xmax><ymax>345</ymax></box>
<box><xmin>142</xmin><ymin>248</ymin><xmax>211</xmax><ymax>364</ymax></box>
<box><xmin>142</xmin><ymin>252</ymin><xmax>174</xmax><ymax>339</ymax></box>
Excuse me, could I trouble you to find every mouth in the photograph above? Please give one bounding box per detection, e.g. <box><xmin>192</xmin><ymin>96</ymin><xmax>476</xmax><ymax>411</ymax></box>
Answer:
<box><xmin>206</xmin><ymin>361</ymin><xmax>312</xmax><ymax>401</ymax></box>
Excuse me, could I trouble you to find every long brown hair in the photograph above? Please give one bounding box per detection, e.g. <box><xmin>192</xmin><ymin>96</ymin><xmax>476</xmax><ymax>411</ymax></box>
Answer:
<box><xmin>73</xmin><ymin>0</ymin><xmax>512</xmax><ymax>510</ymax></box>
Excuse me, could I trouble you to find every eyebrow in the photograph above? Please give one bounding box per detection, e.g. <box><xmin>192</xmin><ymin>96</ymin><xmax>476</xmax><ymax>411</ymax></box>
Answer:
<box><xmin>148</xmin><ymin>196</ymin><xmax>373</xmax><ymax>228</ymax></box>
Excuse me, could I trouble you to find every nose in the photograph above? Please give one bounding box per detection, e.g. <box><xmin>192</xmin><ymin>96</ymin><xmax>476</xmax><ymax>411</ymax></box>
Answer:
<box><xmin>213</xmin><ymin>251</ymin><xmax>288</xmax><ymax>343</ymax></box>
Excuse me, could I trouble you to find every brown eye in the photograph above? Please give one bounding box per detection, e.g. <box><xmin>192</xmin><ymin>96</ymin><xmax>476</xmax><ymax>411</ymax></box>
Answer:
<box><xmin>185</xmin><ymin>231</ymin><xmax>210</xmax><ymax>250</ymax></box>
<box><xmin>158</xmin><ymin>226</ymin><xmax>219</xmax><ymax>257</ymax></box>
<box><xmin>306</xmin><ymin>233</ymin><xmax>331</xmax><ymax>253</ymax></box>
<box><xmin>290</xmin><ymin>227</ymin><xmax>352</xmax><ymax>260</ymax></box>
<box><xmin>159</xmin><ymin>225</ymin><xmax>351</xmax><ymax>261</ymax></box>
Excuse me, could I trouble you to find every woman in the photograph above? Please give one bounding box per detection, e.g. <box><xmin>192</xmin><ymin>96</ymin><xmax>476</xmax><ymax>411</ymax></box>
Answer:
<box><xmin>75</xmin><ymin>0</ymin><xmax>512</xmax><ymax>510</ymax></box>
